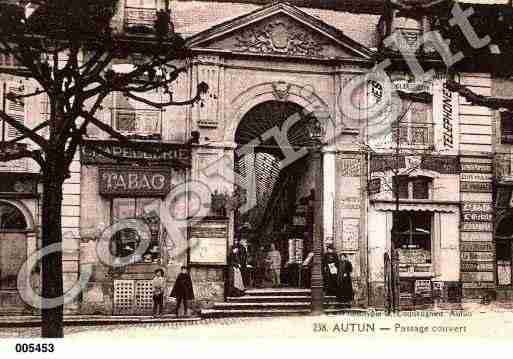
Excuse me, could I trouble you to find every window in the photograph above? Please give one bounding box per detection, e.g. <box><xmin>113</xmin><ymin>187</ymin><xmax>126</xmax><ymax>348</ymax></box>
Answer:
<box><xmin>0</xmin><ymin>202</ymin><xmax>28</xmax><ymax>290</ymax></box>
<box><xmin>394</xmin><ymin>211</ymin><xmax>432</xmax><ymax>267</ymax></box>
<box><xmin>111</xmin><ymin>197</ymin><xmax>162</xmax><ymax>263</ymax></box>
<box><xmin>112</xmin><ymin>94</ymin><xmax>162</xmax><ymax>138</ymax></box>
<box><xmin>124</xmin><ymin>0</ymin><xmax>159</xmax><ymax>34</ymax></box>
<box><xmin>393</xmin><ymin>176</ymin><xmax>431</xmax><ymax>200</ymax></box>
<box><xmin>1</xmin><ymin>82</ymin><xmax>25</xmax><ymax>140</ymax></box>
<box><xmin>391</xmin><ymin>102</ymin><xmax>433</xmax><ymax>149</ymax></box>
<box><xmin>501</xmin><ymin>111</ymin><xmax>513</xmax><ymax>144</ymax></box>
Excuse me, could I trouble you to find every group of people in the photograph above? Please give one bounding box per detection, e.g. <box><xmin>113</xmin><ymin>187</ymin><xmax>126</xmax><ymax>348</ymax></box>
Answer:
<box><xmin>322</xmin><ymin>244</ymin><xmax>354</xmax><ymax>304</ymax></box>
<box><xmin>227</xmin><ymin>241</ymin><xmax>283</xmax><ymax>296</ymax></box>
<box><xmin>151</xmin><ymin>266</ymin><xmax>194</xmax><ymax>318</ymax></box>
<box><xmin>227</xmin><ymin>240</ymin><xmax>354</xmax><ymax>305</ymax></box>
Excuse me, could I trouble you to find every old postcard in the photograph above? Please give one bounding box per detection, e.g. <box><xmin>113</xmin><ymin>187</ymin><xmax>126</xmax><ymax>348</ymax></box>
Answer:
<box><xmin>0</xmin><ymin>0</ymin><xmax>513</xmax><ymax>356</ymax></box>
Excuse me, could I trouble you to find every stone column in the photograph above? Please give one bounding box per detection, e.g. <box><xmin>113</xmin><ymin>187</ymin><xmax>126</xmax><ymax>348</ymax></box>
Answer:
<box><xmin>311</xmin><ymin>148</ymin><xmax>324</xmax><ymax>314</ymax></box>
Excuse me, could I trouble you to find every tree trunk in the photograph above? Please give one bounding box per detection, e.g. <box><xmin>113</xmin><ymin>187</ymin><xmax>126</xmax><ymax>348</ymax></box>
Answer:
<box><xmin>40</xmin><ymin>158</ymin><xmax>65</xmax><ymax>338</ymax></box>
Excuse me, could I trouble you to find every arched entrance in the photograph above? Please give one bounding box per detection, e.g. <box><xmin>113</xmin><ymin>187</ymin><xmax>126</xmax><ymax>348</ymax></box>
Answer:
<box><xmin>231</xmin><ymin>100</ymin><xmax>322</xmax><ymax>290</ymax></box>
<box><xmin>0</xmin><ymin>200</ymin><xmax>31</xmax><ymax>314</ymax></box>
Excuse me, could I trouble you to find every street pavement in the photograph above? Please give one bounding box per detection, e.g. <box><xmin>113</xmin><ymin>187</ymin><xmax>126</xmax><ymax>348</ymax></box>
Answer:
<box><xmin>3</xmin><ymin>301</ymin><xmax>513</xmax><ymax>339</ymax></box>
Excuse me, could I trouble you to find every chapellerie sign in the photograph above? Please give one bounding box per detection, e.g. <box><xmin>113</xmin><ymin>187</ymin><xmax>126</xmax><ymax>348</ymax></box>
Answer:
<box><xmin>99</xmin><ymin>167</ymin><xmax>172</xmax><ymax>196</ymax></box>
<box><xmin>81</xmin><ymin>140</ymin><xmax>191</xmax><ymax>168</ymax></box>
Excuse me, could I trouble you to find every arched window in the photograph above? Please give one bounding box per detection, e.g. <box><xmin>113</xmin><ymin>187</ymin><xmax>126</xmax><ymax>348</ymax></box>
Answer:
<box><xmin>0</xmin><ymin>202</ymin><xmax>27</xmax><ymax>231</ymax></box>
<box><xmin>0</xmin><ymin>202</ymin><xmax>28</xmax><ymax>291</ymax></box>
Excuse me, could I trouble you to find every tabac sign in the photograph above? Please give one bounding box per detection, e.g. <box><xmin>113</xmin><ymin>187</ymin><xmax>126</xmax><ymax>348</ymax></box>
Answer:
<box><xmin>99</xmin><ymin>167</ymin><xmax>172</xmax><ymax>196</ymax></box>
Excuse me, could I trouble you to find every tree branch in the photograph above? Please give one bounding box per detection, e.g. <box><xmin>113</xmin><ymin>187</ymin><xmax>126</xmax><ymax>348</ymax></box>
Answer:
<box><xmin>124</xmin><ymin>81</ymin><xmax>209</xmax><ymax>108</ymax></box>
<box><xmin>446</xmin><ymin>79</ymin><xmax>513</xmax><ymax>110</ymax></box>
<box><xmin>0</xmin><ymin>110</ymin><xmax>48</xmax><ymax>149</ymax></box>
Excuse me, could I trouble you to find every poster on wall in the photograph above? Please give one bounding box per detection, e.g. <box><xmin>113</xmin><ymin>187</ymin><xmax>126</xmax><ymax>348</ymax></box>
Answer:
<box><xmin>189</xmin><ymin>220</ymin><xmax>228</xmax><ymax>265</ymax></box>
<box><xmin>433</xmin><ymin>75</ymin><xmax>459</xmax><ymax>155</ymax></box>
<box><xmin>340</xmin><ymin>218</ymin><xmax>359</xmax><ymax>251</ymax></box>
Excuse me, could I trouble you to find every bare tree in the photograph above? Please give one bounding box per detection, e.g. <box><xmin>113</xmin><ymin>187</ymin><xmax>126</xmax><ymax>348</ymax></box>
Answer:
<box><xmin>0</xmin><ymin>0</ymin><xmax>207</xmax><ymax>338</ymax></box>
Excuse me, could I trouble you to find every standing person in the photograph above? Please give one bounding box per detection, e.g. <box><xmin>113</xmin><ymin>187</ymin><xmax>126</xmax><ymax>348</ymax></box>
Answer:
<box><xmin>170</xmin><ymin>266</ymin><xmax>194</xmax><ymax>317</ymax></box>
<box><xmin>339</xmin><ymin>253</ymin><xmax>354</xmax><ymax>305</ymax></box>
<box><xmin>322</xmin><ymin>244</ymin><xmax>342</xmax><ymax>300</ymax></box>
<box><xmin>228</xmin><ymin>244</ymin><xmax>245</xmax><ymax>296</ymax></box>
<box><xmin>254</xmin><ymin>245</ymin><xmax>267</xmax><ymax>288</ymax></box>
<box><xmin>267</xmin><ymin>243</ymin><xmax>282</xmax><ymax>288</ymax></box>
<box><xmin>238</xmin><ymin>240</ymin><xmax>249</xmax><ymax>287</ymax></box>
<box><xmin>152</xmin><ymin>268</ymin><xmax>166</xmax><ymax>318</ymax></box>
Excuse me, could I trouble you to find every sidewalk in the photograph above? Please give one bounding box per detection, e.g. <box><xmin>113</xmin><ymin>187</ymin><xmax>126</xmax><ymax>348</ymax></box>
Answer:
<box><xmin>0</xmin><ymin>314</ymin><xmax>201</xmax><ymax>327</ymax></box>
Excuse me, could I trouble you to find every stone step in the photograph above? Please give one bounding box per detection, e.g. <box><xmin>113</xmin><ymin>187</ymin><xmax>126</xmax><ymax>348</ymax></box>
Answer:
<box><xmin>227</xmin><ymin>295</ymin><xmax>311</xmax><ymax>302</ymax></box>
<box><xmin>200</xmin><ymin>308</ymin><xmax>351</xmax><ymax>318</ymax></box>
<box><xmin>244</xmin><ymin>288</ymin><xmax>311</xmax><ymax>296</ymax></box>
<box><xmin>226</xmin><ymin>296</ymin><xmax>344</xmax><ymax>304</ymax></box>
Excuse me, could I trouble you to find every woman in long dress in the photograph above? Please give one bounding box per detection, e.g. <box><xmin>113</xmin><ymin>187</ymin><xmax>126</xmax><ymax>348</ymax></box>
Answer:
<box><xmin>228</xmin><ymin>245</ymin><xmax>245</xmax><ymax>297</ymax></box>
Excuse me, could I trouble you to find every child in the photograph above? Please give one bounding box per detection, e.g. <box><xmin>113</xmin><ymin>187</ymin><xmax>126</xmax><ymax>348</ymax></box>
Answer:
<box><xmin>170</xmin><ymin>266</ymin><xmax>194</xmax><ymax>317</ymax></box>
<box><xmin>152</xmin><ymin>268</ymin><xmax>166</xmax><ymax>317</ymax></box>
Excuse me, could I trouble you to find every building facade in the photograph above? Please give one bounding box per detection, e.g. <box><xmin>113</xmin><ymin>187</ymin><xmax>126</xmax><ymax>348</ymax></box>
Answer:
<box><xmin>0</xmin><ymin>0</ymin><xmax>509</xmax><ymax>315</ymax></box>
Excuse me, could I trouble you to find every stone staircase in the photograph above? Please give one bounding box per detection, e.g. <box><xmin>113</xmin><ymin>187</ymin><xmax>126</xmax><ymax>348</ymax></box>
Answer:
<box><xmin>200</xmin><ymin>288</ymin><xmax>359</xmax><ymax>318</ymax></box>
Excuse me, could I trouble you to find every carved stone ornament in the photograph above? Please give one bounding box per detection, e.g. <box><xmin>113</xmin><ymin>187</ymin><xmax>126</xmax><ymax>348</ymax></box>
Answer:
<box><xmin>235</xmin><ymin>20</ymin><xmax>324</xmax><ymax>57</ymax></box>
<box><xmin>272</xmin><ymin>81</ymin><xmax>291</xmax><ymax>100</ymax></box>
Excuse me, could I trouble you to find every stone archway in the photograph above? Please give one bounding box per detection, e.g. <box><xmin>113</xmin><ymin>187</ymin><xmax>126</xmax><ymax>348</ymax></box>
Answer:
<box><xmin>225</xmin><ymin>82</ymin><xmax>336</xmax><ymax>146</ymax></box>
<box><xmin>230</xmin><ymin>98</ymin><xmax>326</xmax><ymax>290</ymax></box>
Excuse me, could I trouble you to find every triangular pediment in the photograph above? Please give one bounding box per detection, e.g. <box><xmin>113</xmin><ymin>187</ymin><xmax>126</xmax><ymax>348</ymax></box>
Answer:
<box><xmin>186</xmin><ymin>3</ymin><xmax>374</xmax><ymax>60</ymax></box>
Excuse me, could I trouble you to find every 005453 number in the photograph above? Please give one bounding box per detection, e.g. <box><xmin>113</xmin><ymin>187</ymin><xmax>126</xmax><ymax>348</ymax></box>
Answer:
<box><xmin>15</xmin><ymin>343</ymin><xmax>55</xmax><ymax>353</ymax></box>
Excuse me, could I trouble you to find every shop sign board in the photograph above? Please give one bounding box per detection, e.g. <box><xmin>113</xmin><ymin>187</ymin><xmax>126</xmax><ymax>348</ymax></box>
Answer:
<box><xmin>420</xmin><ymin>155</ymin><xmax>460</xmax><ymax>174</ymax></box>
<box><xmin>460</xmin><ymin>242</ymin><xmax>494</xmax><ymax>252</ymax></box>
<box><xmin>414</xmin><ymin>280</ymin><xmax>432</xmax><ymax>296</ymax></box>
<box><xmin>461</xmin><ymin>262</ymin><xmax>495</xmax><ymax>272</ymax></box>
<box><xmin>461</xmin><ymin>222</ymin><xmax>492</xmax><ymax>232</ymax></box>
<box><xmin>460</xmin><ymin>181</ymin><xmax>493</xmax><ymax>192</ymax></box>
<box><xmin>460</xmin><ymin>163</ymin><xmax>492</xmax><ymax>173</ymax></box>
<box><xmin>341</xmin><ymin>218</ymin><xmax>359</xmax><ymax>251</ymax></box>
<box><xmin>99</xmin><ymin>167</ymin><xmax>172</xmax><ymax>196</ymax></box>
<box><xmin>460</xmin><ymin>272</ymin><xmax>494</xmax><ymax>282</ymax></box>
<box><xmin>462</xmin><ymin>282</ymin><xmax>495</xmax><ymax>289</ymax></box>
<box><xmin>460</xmin><ymin>232</ymin><xmax>493</xmax><ymax>242</ymax></box>
<box><xmin>461</xmin><ymin>203</ymin><xmax>493</xmax><ymax>213</ymax></box>
<box><xmin>189</xmin><ymin>220</ymin><xmax>228</xmax><ymax>265</ymax></box>
<box><xmin>461</xmin><ymin>212</ymin><xmax>493</xmax><ymax>222</ymax></box>
<box><xmin>461</xmin><ymin>252</ymin><xmax>494</xmax><ymax>262</ymax></box>
<box><xmin>82</xmin><ymin>140</ymin><xmax>191</xmax><ymax>167</ymax></box>
<box><xmin>460</xmin><ymin>173</ymin><xmax>492</xmax><ymax>182</ymax></box>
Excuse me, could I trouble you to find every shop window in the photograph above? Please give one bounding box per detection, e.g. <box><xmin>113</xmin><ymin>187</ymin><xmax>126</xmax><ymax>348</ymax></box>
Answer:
<box><xmin>501</xmin><ymin>111</ymin><xmax>513</xmax><ymax>144</ymax></box>
<box><xmin>393</xmin><ymin>176</ymin><xmax>431</xmax><ymax>200</ymax></box>
<box><xmin>496</xmin><ymin>216</ymin><xmax>513</xmax><ymax>286</ymax></box>
<box><xmin>394</xmin><ymin>211</ymin><xmax>432</xmax><ymax>269</ymax></box>
<box><xmin>111</xmin><ymin>198</ymin><xmax>161</xmax><ymax>263</ymax></box>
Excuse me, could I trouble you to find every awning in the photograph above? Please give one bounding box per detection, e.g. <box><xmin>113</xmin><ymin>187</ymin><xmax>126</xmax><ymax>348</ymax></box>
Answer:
<box><xmin>371</xmin><ymin>201</ymin><xmax>458</xmax><ymax>213</ymax></box>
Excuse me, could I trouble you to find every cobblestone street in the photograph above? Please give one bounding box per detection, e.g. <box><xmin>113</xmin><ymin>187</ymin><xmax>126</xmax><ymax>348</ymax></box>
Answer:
<box><xmin>0</xmin><ymin>317</ymin><xmax>273</xmax><ymax>338</ymax></box>
<box><xmin>4</xmin><ymin>305</ymin><xmax>513</xmax><ymax>340</ymax></box>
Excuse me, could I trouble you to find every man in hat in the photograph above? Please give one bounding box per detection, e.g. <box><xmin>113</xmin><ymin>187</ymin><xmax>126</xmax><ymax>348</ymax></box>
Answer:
<box><xmin>322</xmin><ymin>244</ymin><xmax>342</xmax><ymax>300</ymax></box>
<box><xmin>170</xmin><ymin>266</ymin><xmax>195</xmax><ymax>317</ymax></box>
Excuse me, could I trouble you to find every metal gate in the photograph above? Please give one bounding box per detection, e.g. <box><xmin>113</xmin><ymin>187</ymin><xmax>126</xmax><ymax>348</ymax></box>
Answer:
<box><xmin>114</xmin><ymin>280</ymin><xmax>153</xmax><ymax>315</ymax></box>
